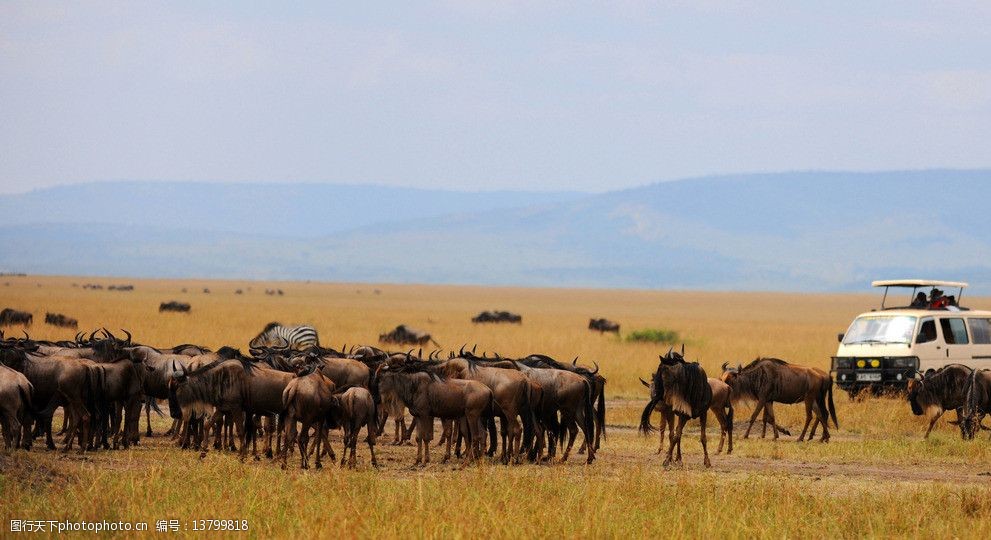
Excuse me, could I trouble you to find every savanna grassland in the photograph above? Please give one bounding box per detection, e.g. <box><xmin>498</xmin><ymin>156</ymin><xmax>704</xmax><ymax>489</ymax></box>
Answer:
<box><xmin>2</xmin><ymin>275</ymin><xmax>991</xmax><ymax>539</ymax></box>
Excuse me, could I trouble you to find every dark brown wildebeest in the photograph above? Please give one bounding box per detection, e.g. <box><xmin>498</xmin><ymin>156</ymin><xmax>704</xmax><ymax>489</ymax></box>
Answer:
<box><xmin>281</xmin><ymin>364</ymin><xmax>336</xmax><ymax>470</ymax></box>
<box><xmin>0</xmin><ymin>346</ymin><xmax>97</xmax><ymax>452</ymax></box>
<box><xmin>0</xmin><ymin>308</ymin><xmax>33</xmax><ymax>327</ymax></box>
<box><xmin>472</xmin><ymin>310</ymin><xmax>522</xmax><ymax>324</ymax></box>
<box><xmin>639</xmin><ymin>354</ymin><xmax>714</xmax><ymax>467</ymax></box>
<box><xmin>430</xmin><ymin>355</ymin><xmax>535</xmax><ymax>464</ymax></box>
<box><xmin>330</xmin><ymin>386</ymin><xmax>379</xmax><ymax>468</ymax></box>
<box><xmin>0</xmin><ymin>363</ymin><xmax>34</xmax><ymax>450</ymax></box>
<box><xmin>376</xmin><ymin>361</ymin><xmax>492</xmax><ymax>466</ymax></box>
<box><xmin>45</xmin><ymin>313</ymin><xmax>78</xmax><ymax>329</ymax></box>
<box><xmin>171</xmin><ymin>353</ymin><xmax>294</xmax><ymax>462</ymax></box>
<box><xmin>484</xmin><ymin>355</ymin><xmax>595</xmax><ymax>464</ymax></box>
<box><xmin>86</xmin><ymin>330</ymin><xmax>145</xmax><ymax>450</ymax></box>
<box><xmin>961</xmin><ymin>369</ymin><xmax>991</xmax><ymax>440</ymax></box>
<box><xmin>378</xmin><ymin>325</ymin><xmax>440</xmax><ymax>347</ymax></box>
<box><xmin>907</xmin><ymin>364</ymin><xmax>973</xmax><ymax>438</ymax></box>
<box><xmin>588</xmin><ymin>318</ymin><xmax>620</xmax><ymax>334</ymax></box>
<box><xmin>159</xmin><ymin>301</ymin><xmax>191</xmax><ymax>313</ymax></box>
<box><xmin>518</xmin><ymin>354</ymin><xmax>607</xmax><ymax>454</ymax></box>
<box><xmin>721</xmin><ymin>358</ymin><xmax>837</xmax><ymax>442</ymax></box>
<box><xmin>640</xmin><ymin>354</ymin><xmax>734</xmax><ymax>456</ymax></box>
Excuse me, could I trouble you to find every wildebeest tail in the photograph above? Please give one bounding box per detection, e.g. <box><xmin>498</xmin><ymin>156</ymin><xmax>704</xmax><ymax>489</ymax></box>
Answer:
<box><xmin>595</xmin><ymin>382</ymin><xmax>606</xmax><ymax>441</ymax></box>
<box><xmin>581</xmin><ymin>380</ymin><xmax>595</xmax><ymax>458</ymax></box>
<box><xmin>147</xmin><ymin>397</ymin><xmax>165</xmax><ymax>417</ymax></box>
<box><xmin>639</xmin><ymin>396</ymin><xmax>660</xmax><ymax>434</ymax></box>
<box><xmin>520</xmin><ymin>381</ymin><xmax>534</xmax><ymax>448</ymax></box>
<box><xmin>18</xmin><ymin>382</ymin><xmax>34</xmax><ymax>417</ymax></box>
<box><xmin>827</xmin><ymin>377</ymin><xmax>838</xmax><ymax>428</ymax></box>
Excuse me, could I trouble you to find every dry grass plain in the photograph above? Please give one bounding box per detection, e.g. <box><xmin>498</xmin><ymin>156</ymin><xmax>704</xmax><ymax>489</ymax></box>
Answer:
<box><xmin>2</xmin><ymin>275</ymin><xmax>991</xmax><ymax>538</ymax></box>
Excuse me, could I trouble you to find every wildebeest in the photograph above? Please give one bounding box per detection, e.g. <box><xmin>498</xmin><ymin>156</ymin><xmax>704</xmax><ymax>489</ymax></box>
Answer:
<box><xmin>159</xmin><ymin>301</ymin><xmax>191</xmax><ymax>313</ymax></box>
<box><xmin>45</xmin><ymin>313</ymin><xmax>78</xmax><ymax>329</ymax></box>
<box><xmin>640</xmin><ymin>357</ymin><xmax>734</xmax><ymax>456</ymax></box>
<box><xmin>281</xmin><ymin>364</ymin><xmax>336</xmax><ymax>469</ymax></box>
<box><xmin>961</xmin><ymin>368</ymin><xmax>991</xmax><ymax>440</ymax></box>
<box><xmin>639</xmin><ymin>352</ymin><xmax>714</xmax><ymax>467</ymax></box>
<box><xmin>0</xmin><ymin>363</ymin><xmax>34</xmax><ymax>450</ymax></box>
<box><xmin>108</xmin><ymin>284</ymin><xmax>134</xmax><ymax>291</ymax></box>
<box><xmin>0</xmin><ymin>346</ymin><xmax>97</xmax><ymax>452</ymax></box>
<box><xmin>171</xmin><ymin>353</ymin><xmax>294</xmax><ymax>461</ymax></box>
<box><xmin>588</xmin><ymin>318</ymin><xmax>620</xmax><ymax>334</ymax></box>
<box><xmin>250</xmin><ymin>322</ymin><xmax>319</xmax><ymax>351</ymax></box>
<box><xmin>378</xmin><ymin>325</ymin><xmax>439</xmax><ymax>347</ymax></box>
<box><xmin>0</xmin><ymin>308</ymin><xmax>33</xmax><ymax>327</ymax></box>
<box><xmin>721</xmin><ymin>358</ymin><xmax>837</xmax><ymax>442</ymax></box>
<box><xmin>472</xmin><ymin>310</ymin><xmax>522</xmax><ymax>324</ymax></box>
<box><xmin>518</xmin><ymin>354</ymin><xmax>607</xmax><ymax>454</ymax></box>
<box><xmin>485</xmin><ymin>355</ymin><xmax>596</xmax><ymax>463</ymax></box>
<box><xmin>376</xmin><ymin>361</ymin><xmax>492</xmax><ymax>466</ymax></box>
<box><xmin>330</xmin><ymin>386</ymin><xmax>379</xmax><ymax>468</ymax></box>
<box><xmin>907</xmin><ymin>364</ymin><xmax>973</xmax><ymax>438</ymax></box>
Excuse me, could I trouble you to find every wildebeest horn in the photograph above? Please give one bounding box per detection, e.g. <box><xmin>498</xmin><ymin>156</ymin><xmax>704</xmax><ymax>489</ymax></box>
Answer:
<box><xmin>121</xmin><ymin>329</ymin><xmax>132</xmax><ymax>344</ymax></box>
<box><xmin>417</xmin><ymin>348</ymin><xmax>422</xmax><ymax>359</ymax></box>
<box><xmin>591</xmin><ymin>361</ymin><xmax>599</xmax><ymax>375</ymax></box>
<box><xmin>471</xmin><ymin>344</ymin><xmax>477</xmax><ymax>354</ymax></box>
<box><xmin>737</xmin><ymin>363</ymin><xmax>742</xmax><ymax>371</ymax></box>
<box><xmin>666</xmin><ymin>346</ymin><xmax>673</xmax><ymax>358</ymax></box>
<box><xmin>90</xmin><ymin>329</ymin><xmax>99</xmax><ymax>341</ymax></box>
<box><xmin>459</xmin><ymin>345</ymin><xmax>465</xmax><ymax>356</ymax></box>
<box><xmin>639</xmin><ymin>377</ymin><xmax>650</xmax><ymax>387</ymax></box>
<box><xmin>721</xmin><ymin>362</ymin><xmax>728</xmax><ymax>371</ymax></box>
<box><xmin>572</xmin><ymin>357</ymin><xmax>578</xmax><ymax>367</ymax></box>
<box><xmin>681</xmin><ymin>343</ymin><xmax>685</xmax><ymax>356</ymax></box>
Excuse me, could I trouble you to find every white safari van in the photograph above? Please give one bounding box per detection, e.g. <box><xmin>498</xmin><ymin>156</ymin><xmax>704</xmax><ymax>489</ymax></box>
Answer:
<box><xmin>831</xmin><ymin>279</ymin><xmax>991</xmax><ymax>395</ymax></box>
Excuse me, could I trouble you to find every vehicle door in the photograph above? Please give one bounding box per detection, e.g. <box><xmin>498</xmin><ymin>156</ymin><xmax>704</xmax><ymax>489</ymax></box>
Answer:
<box><xmin>966</xmin><ymin>317</ymin><xmax>991</xmax><ymax>371</ymax></box>
<box><xmin>913</xmin><ymin>316</ymin><xmax>942</xmax><ymax>372</ymax></box>
<box><xmin>938</xmin><ymin>317</ymin><xmax>973</xmax><ymax>367</ymax></box>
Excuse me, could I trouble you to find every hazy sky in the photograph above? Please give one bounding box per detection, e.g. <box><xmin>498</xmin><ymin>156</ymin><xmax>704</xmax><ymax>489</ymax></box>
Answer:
<box><xmin>1</xmin><ymin>2</ymin><xmax>989</xmax><ymax>194</ymax></box>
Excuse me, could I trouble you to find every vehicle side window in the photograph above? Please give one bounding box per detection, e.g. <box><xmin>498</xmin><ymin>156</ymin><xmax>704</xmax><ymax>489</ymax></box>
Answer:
<box><xmin>939</xmin><ymin>318</ymin><xmax>969</xmax><ymax>345</ymax></box>
<box><xmin>916</xmin><ymin>318</ymin><xmax>937</xmax><ymax>344</ymax></box>
<box><xmin>968</xmin><ymin>319</ymin><xmax>991</xmax><ymax>345</ymax></box>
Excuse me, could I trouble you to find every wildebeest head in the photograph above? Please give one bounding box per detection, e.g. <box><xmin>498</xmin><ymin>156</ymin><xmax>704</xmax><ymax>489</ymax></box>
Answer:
<box><xmin>906</xmin><ymin>375</ymin><xmax>925</xmax><ymax>415</ymax></box>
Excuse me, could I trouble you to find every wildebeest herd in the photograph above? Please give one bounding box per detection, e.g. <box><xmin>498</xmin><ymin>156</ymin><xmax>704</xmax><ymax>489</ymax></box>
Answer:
<box><xmin>1</xmin><ymin>322</ymin><xmax>988</xmax><ymax>472</ymax></box>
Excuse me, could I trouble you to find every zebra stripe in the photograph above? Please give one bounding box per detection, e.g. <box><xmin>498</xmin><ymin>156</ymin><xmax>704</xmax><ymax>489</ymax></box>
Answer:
<box><xmin>254</xmin><ymin>324</ymin><xmax>320</xmax><ymax>350</ymax></box>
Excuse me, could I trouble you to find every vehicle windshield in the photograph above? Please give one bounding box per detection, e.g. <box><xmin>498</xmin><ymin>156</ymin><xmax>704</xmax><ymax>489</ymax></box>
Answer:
<box><xmin>843</xmin><ymin>315</ymin><xmax>917</xmax><ymax>345</ymax></box>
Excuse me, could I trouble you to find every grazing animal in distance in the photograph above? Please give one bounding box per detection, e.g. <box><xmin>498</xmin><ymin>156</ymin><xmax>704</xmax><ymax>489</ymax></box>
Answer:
<box><xmin>0</xmin><ymin>309</ymin><xmax>33</xmax><ymax>327</ymax></box>
<box><xmin>159</xmin><ymin>301</ymin><xmax>191</xmax><ymax>313</ymax></box>
<box><xmin>472</xmin><ymin>311</ymin><xmax>522</xmax><ymax>324</ymax></box>
<box><xmin>907</xmin><ymin>364</ymin><xmax>973</xmax><ymax>438</ymax></box>
<box><xmin>378</xmin><ymin>325</ymin><xmax>439</xmax><ymax>347</ymax></box>
<box><xmin>45</xmin><ymin>313</ymin><xmax>78</xmax><ymax>329</ymax></box>
<box><xmin>588</xmin><ymin>318</ymin><xmax>620</xmax><ymax>334</ymax></box>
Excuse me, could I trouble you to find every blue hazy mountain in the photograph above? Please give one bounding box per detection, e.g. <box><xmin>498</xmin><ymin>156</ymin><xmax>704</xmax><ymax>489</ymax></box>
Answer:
<box><xmin>2</xmin><ymin>171</ymin><xmax>989</xmax><ymax>293</ymax></box>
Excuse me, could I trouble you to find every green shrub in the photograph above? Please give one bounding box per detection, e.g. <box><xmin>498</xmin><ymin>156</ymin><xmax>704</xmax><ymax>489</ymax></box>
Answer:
<box><xmin>625</xmin><ymin>328</ymin><xmax>680</xmax><ymax>344</ymax></box>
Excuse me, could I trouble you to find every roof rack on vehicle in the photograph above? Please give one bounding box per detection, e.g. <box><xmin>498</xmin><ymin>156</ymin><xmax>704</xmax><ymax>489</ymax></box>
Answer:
<box><xmin>871</xmin><ymin>279</ymin><xmax>968</xmax><ymax>310</ymax></box>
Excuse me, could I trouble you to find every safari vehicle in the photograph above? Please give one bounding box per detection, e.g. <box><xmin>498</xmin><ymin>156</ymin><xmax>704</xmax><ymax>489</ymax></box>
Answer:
<box><xmin>831</xmin><ymin>279</ymin><xmax>991</xmax><ymax>395</ymax></box>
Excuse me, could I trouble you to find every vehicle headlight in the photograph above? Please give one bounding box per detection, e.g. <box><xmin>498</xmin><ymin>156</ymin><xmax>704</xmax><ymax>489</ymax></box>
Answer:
<box><xmin>870</xmin><ymin>359</ymin><xmax>880</xmax><ymax>368</ymax></box>
<box><xmin>833</xmin><ymin>358</ymin><xmax>853</xmax><ymax>369</ymax></box>
<box><xmin>890</xmin><ymin>357</ymin><xmax>918</xmax><ymax>369</ymax></box>
<box><xmin>856</xmin><ymin>360</ymin><xmax>866</xmax><ymax>368</ymax></box>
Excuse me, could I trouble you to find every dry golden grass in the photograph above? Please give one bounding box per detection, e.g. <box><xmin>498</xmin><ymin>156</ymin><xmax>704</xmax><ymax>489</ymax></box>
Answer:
<box><xmin>2</xmin><ymin>275</ymin><xmax>991</xmax><ymax>538</ymax></box>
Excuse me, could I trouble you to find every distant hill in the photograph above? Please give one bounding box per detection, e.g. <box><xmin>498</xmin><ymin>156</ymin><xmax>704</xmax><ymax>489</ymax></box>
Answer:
<box><xmin>0</xmin><ymin>182</ymin><xmax>584</xmax><ymax>238</ymax></box>
<box><xmin>2</xmin><ymin>171</ymin><xmax>990</xmax><ymax>293</ymax></box>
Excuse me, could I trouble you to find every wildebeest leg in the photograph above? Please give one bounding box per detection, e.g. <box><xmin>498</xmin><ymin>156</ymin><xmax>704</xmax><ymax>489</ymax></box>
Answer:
<box><xmin>744</xmin><ymin>400</ymin><xmax>766</xmax><ymax>439</ymax></box>
<box><xmin>561</xmin><ymin>420</ymin><xmax>579</xmax><ymax>463</ymax></box>
<box><xmin>44</xmin><ymin>415</ymin><xmax>55</xmax><ymax>450</ymax></box>
<box><xmin>663</xmin><ymin>416</ymin><xmax>684</xmax><ymax>467</ymax></box>
<box><xmin>711</xmin><ymin>407</ymin><xmax>726</xmax><ymax>454</ymax></box>
<box><xmin>313</xmin><ymin>424</ymin><xmax>324</xmax><ymax>469</ymax></box>
<box><xmin>300</xmin><ymin>419</ymin><xmax>312</xmax><ymax>470</ymax></box>
<box><xmin>815</xmin><ymin>394</ymin><xmax>831</xmax><ymax>443</ymax></box>
<box><xmin>656</xmin><ymin>409</ymin><xmax>667</xmax><ymax>454</ymax></box>
<box><xmin>699</xmin><ymin>413</ymin><xmax>711</xmax><ymax>467</ymax></box>
<box><xmin>486</xmin><ymin>416</ymin><xmax>497</xmax><ymax>457</ymax></box>
<box><xmin>366</xmin><ymin>415</ymin><xmax>378</xmax><ymax>468</ymax></box>
<box><xmin>442</xmin><ymin>419</ymin><xmax>453</xmax><ymax>462</ymax></box>
<box><xmin>145</xmin><ymin>400</ymin><xmax>154</xmax><ymax>437</ymax></box>
<box><xmin>797</xmin><ymin>400</ymin><xmax>814</xmax><ymax>442</ymax></box>
<box><xmin>281</xmin><ymin>416</ymin><xmax>297</xmax><ymax>470</ymax></box>
<box><xmin>263</xmin><ymin>415</ymin><xmax>276</xmax><ymax>459</ymax></box>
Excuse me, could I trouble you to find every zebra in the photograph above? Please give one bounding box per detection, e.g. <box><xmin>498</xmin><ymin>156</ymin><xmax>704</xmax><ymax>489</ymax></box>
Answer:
<box><xmin>250</xmin><ymin>322</ymin><xmax>320</xmax><ymax>351</ymax></box>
